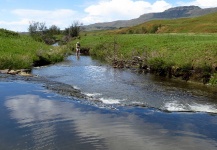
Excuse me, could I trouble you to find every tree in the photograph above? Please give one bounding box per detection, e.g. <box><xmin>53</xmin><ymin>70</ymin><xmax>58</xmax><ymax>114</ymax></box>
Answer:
<box><xmin>48</xmin><ymin>25</ymin><xmax>61</xmax><ymax>35</ymax></box>
<box><xmin>28</xmin><ymin>22</ymin><xmax>62</xmax><ymax>44</ymax></box>
<box><xmin>28</xmin><ymin>21</ymin><xmax>47</xmax><ymax>35</ymax></box>
<box><xmin>28</xmin><ymin>21</ymin><xmax>48</xmax><ymax>42</ymax></box>
<box><xmin>64</xmin><ymin>21</ymin><xmax>82</xmax><ymax>38</ymax></box>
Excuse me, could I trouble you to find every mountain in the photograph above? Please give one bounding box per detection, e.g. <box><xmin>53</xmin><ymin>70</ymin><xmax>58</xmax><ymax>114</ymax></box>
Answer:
<box><xmin>84</xmin><ymin>6</ymin><xmax>217</xmax><ymax>31</ymax></box>
<box><xmin>113</xmin><ymin>11</ymin><xmax>217</xmax><ymax>34</ymax></box>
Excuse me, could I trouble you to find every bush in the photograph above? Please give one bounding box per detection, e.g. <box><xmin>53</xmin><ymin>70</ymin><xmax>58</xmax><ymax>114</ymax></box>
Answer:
<box><xmin>149</xmin><ymin>24</ymin><xmax>161</xmax><ymax>33</ymax></box>
<box><xmin>180</xmin><ymin>63</ymin><xmax>192</xmax><ymax>72</ymax></box>
<box><xmin>209</xmin><ymin>73</ymin><xmax>217</xmax><ymax>85</ymax></box>
<box><xmin>0</xmin><ymin>28</ymin><xmax>19</xmax><ymax>38</ymax></box>
<box><xmin>91</xmin><ymin>43</ymin><xmax>109</xmax><ymax>59</ymax></box>
<box><xmin>28</xmin><ymin>22</ymin><xmax>62</xmax><ymax>44</ymax></box>
<box><xmin>64</xmin><ymin>21</ymin><xmax>82</xmax><ymax>38</ymax></box>
<box><xmin>148</xmin><ymin>57</ymin><xmax>174</xmax><ymax>76</ymax></box>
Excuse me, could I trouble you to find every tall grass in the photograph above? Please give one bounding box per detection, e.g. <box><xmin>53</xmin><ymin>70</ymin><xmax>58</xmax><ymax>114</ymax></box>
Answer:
<box><xmin>0</xmin><ymin>29</ymin><xmax>70</xmax><ymax>69</ymax></box>
<box><xmin>75</xmin><ymin>33</ymin><xmax>217</xmax><ymax>67</ymax></box>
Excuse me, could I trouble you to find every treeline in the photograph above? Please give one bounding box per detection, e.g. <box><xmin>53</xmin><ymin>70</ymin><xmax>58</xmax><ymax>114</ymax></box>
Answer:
<box><xmin>28</xmin><ymin>21</ymin><xmax>82</xmax><ymax>45</ymax></box>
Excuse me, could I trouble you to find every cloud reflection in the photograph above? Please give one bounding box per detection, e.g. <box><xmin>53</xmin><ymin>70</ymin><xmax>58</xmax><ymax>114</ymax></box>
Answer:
<box><xmin>5</xmin><ymin>94</ymin><xmax>217</xmax><ymax>150</ymax></box>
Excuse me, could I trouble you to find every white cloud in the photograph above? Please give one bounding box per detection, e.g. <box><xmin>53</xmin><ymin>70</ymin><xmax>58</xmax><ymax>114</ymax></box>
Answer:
<box><xmin>0</xmin><ymin>1</ymin><xmax>173</xmax><ymax>31</ymax></box>
<box><xmin>82</xmin><ymin>0</ymin><xmax>172</xmax><ymax>24</ymax></box>
<box><xmin>2</xmin><ymin>0</ymin><xmax>217</xmax><ymax>32</ymax></box>
<box><xmin>0</xmin><ymin>9</ymin><xmax>78</xmax><ymax>32</ymax></box>
<box><xmin>178</xmin><ymin>0</ymin><xmax>217</xmax><ymax>8</ymax></box>
<box><xmin>0</xmin><ymin>19</ymin><xmax>29</xmax><ymax>32</ymax></box>
<box><xmin>12</xmin><ymin>9</ymin><xmax>77</xmax><ymax>28</ymax></box>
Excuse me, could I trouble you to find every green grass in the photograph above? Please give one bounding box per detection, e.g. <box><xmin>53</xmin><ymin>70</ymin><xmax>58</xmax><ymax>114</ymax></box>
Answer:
<box><xmin>74</xmin><ymin>33</ymin><xmax>217</xmax><ymax>67</ymax></box>
<box><xmin>71</xmin><ymin>33</ymin><xmax>217</xmax><ymax>84</ymax></box>
<box><xmin>0</xmin><ymin>29</ymin><xmax>70</xmax><ymax>69</ymax></box>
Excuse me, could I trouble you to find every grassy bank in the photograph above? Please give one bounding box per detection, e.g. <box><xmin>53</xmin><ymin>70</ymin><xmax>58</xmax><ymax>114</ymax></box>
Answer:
<box><xmin>0</xmin><ymin>29</ymin><xmax>71</xmax><ymax>69</ymax></box>
<box><xmin>71</xmin><ymin>33</ymin><xmax>217</xmax><ymax>85</ymax></box>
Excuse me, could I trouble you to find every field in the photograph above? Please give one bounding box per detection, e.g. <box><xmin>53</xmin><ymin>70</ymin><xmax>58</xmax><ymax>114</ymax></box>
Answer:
<box><xmin>75</xmin><ymin>33</ymin><xmax>216</xmax><ymax>67</ymax></box>
<box><xmin>0</xmin><ymin>29</ymin><xmax>70</xmax><ymax>69</ymax></box>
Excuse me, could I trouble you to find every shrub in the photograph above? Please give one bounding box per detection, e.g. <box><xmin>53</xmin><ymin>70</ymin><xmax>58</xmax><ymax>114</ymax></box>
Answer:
<box><xmin>149</xmin><ymin>24</ymin><xmax>161</xmax><ymax>33</ymax></box>
<box><xmin>180</xmin><ymin>63</ymin><xmax>192</xmax><ymax>72</ymax></box>
<box><xmin>148</xmin><ymin>57</ymin><xmax>174</xmax><ymax>76</ymax></box>
<box><xmin>209</xmin><ymin>73</ymin><xmax>217</xmax><ymax>85</ymax></box>
<box><xmin>64</xmin><ymin>21</ymin><xmax>82</xmax><ymax>38</ymax></box>
<box><xmin>0</xmin><ymin>28</ymin><xmax>19</xmax><ymax>38</ymax></box>
<box><xmin>28</xmin><ymin>22</ymin><xmax>62</xmax><ymax>44</ymax></box>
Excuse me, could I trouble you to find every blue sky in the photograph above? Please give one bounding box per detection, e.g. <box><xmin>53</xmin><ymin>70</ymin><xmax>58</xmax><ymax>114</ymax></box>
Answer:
<box><xmin>0</xmin><ymin>0</ymin><xmax>216</xmax><ymax>32</ymax></box>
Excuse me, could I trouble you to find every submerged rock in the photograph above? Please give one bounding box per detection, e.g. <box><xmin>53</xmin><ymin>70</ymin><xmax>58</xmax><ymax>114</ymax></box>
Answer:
<box><xmin>0</xmin><ymin>69</ymin><xmax>9</xmax><ymax>74</ymax></box>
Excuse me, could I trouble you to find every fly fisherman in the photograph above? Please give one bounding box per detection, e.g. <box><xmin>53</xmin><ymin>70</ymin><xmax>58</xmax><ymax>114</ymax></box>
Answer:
<box><xmin>76</xmin><ymin>42</ymin><xmax>80</xmax><ymax>56</ymax></box>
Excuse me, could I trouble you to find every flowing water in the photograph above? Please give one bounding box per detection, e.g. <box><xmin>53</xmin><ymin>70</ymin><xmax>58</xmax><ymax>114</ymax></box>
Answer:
<box><xmin>33</xmin><ymin>55</ymin><xmax>217</xmax><ymax>113</ymax></box>
<box><xmin>1</xmin><ymin>55</ymin><xmax>217</xmax><ymax>150</ymax></box>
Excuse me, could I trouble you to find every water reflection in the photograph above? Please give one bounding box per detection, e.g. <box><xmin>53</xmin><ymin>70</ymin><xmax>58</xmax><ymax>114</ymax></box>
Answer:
<box><xmin>3</xmin><ymin>90</ymin><xmax>217</xmax><ymax>150</ymax></box>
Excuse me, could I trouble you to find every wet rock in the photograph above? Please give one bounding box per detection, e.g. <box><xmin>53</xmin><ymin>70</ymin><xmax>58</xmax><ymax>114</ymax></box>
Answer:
<box><xmin>182</xmin><ymin>72</ymin><xmax>191</xmax><ymax>81</ymax></box>
<box><xmin>8</xmin><ymin>70</ymin><xmax>20</xmax><ymax>75</ymax></box>
<box><xmin>133</xmin><ymin>56</ymin><xmax>142</xmax><ymax>62</ymax></box>
<box><xmin>0</xmin><ymin>69</ymin><xmax>32</xmax><ymax>76</ymax></box>
<box><xmin>0</xmin><ymin>69</ymin><xmax>9</xmax><ymax>74</ymax></box>
<box><xmin>202</xmin><ymin>73</ymin><xmax>211</xmax><ymax>84</ymax></box>
<box><xmin>20</xmin><ymin>69</ymin><xmax>31</xmax><ymax>73</ymax></box>
<box><xmin>131</xmin><ymin>56</ymin><xmax>142</xmax><ymax>66</ymax></box>
<box><xmin>112</xmin><ymin>60</ymin><xmax>125</xmax><ymax>68</ymax></box>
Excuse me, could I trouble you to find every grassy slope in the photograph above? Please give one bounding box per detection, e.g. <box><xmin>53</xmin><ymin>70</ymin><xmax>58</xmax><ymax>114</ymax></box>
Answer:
<box><xmin>114</xmin><ymin>12</ymin><xmax>217</xmax><ymax>34</ymax></box>
<box><xmin>0</xmin><ymin>29</ymin><xmax>69</xmax><ymax>69</ymax></box>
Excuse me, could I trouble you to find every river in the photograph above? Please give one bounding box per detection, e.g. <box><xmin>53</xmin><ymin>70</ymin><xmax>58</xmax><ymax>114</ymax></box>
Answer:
<box><xmin>0</xmin><ymin>55</ymin><xmax>217</xmax><ymax>150</ymax></box>
<box><xmin>33</xmin><ymin>55</ymin><xmax>217</xmax><ymax>113</ymax></box>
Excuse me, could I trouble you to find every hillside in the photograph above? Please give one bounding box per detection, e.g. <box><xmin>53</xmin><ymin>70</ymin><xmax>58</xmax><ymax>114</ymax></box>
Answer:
<box><xmin>114</xmin><ymin>11</ymin><xmax>217</xmax><ymax>34</ymax></box>
<box><xmin>84</xmin><ymin>6</ymin><xmax>217</xmax><ymax>31</ymax></box>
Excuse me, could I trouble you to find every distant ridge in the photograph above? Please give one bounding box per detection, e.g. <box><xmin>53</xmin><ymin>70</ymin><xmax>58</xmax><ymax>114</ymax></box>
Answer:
<box><xmin>84</xmin><ymin>6</ymin><xmax>217</xmax><ymax>31</ymax></box>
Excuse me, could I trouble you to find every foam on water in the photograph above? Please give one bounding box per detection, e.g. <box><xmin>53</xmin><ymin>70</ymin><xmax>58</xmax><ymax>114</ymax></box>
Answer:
<box><xmin>99</xmin><ymin>98</ymin><xmax>121</xmax><ymax>104</ymax></box>
<box><xmin>188</xmin><ymin>103</ymin><xmax>217</xmax><ymax>113</ymax></box>
<box><xmin>163</xmin><ymin>101</ymin><xmax>187</xmax><ymax>112</ymax></box>
<box><xmin>73</xmin><ymin>86</ymin><xmax>80</xmax><ymax>90</ymax></box>
<box><xmin>163</xmin><ymin>101</ymin><xmax>217</xmax><ymax>113</ymax></box>
<box><xmin>83</xmin><ymin>92</ymin><xmax>102</xmax><ymax>97</ymax></box>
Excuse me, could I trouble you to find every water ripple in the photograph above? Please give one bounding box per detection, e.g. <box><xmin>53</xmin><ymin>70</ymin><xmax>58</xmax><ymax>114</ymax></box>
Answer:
<box><xmin>1</xmin><ymin>82</ymin><xmax>217</xmax><ymax>150</ymax></box>
<box><xmin>32</xmin><ymin>55</ymin><xmax>217</xmax><ymax>114</ymax></box>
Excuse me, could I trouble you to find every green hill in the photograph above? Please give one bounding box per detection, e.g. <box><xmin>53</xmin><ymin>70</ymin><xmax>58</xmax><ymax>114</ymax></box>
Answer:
<box><xmin>115</xmin><ymin>12</ymin><xmax>217</xmax><ymax>34</ymax></box>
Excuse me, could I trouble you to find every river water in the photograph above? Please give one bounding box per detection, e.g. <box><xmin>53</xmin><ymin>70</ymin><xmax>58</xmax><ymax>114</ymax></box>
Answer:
<box><xmin>0</xmin><ymin>55</ymin><xmax>217</xmax><ymax>150</ymax></box>
<box><xmin>33</xmin><ymin>55</ymin><xmax>217</xmax><ymax>113</ymax></box>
